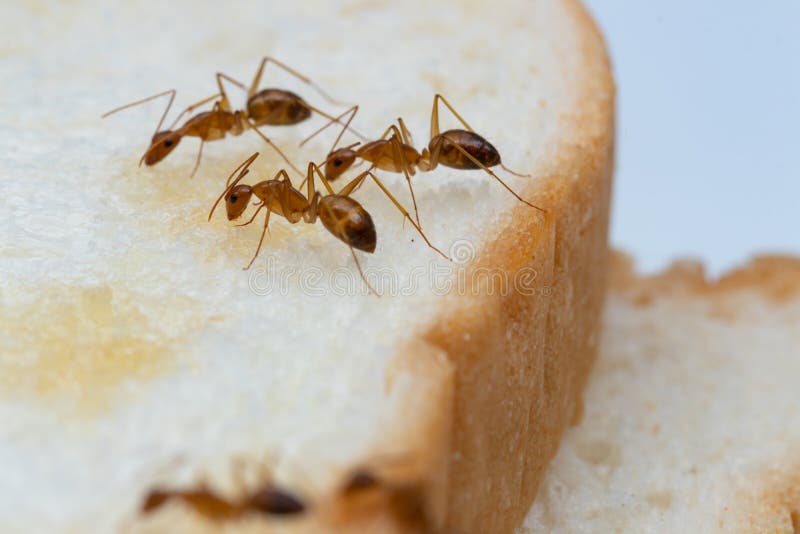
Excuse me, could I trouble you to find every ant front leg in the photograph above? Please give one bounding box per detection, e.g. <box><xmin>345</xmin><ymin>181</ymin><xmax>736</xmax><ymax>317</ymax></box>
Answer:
<box><xmin>188</xmin><ymin>100</ymin><xmax>222</xmax><ymax>179</ymax></box>
<box><xmin>243</xmin><ymin>207</ymin><xmax>273</xmax><ymax>271</ymax></box>
<box><xmin>236</xmin><ymin>201</ymin><xmax>265</xmax><ymax>227</ymax></box>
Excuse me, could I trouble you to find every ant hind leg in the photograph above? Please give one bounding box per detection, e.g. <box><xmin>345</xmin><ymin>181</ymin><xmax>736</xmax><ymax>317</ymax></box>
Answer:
<box><xmin>430</xmin><ymin>93</ymin><xmax>476</xmax><ymax>138</ymax></box>
<box><xmin>343</xmin><ymin>170</ymin><xmax>449</xmax><ymax>261</ymax></box>
<box><xmin>441</xmin><ymin>139</ymin><xmax>545</xmax><ymax>214</ymax></box>
<box><xmin>248</xmin><ymin>56</ymin><xmax>348</xmax><ymax>106</ymax></box>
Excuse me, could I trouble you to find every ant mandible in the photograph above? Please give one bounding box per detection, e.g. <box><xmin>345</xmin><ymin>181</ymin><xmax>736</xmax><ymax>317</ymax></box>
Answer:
<box><xmin>301</xmin><ymin>94</ymin><xmax>545</xmax><ymax>226</ymax></box>
<box><xmin>207</xmin><ymin>152</ymin><xmax>449</xmax><ymax>296</ymax></box>
<box><xmin>103</xmin><ymin>57</ymin><xmax>362</xmax><ymax>178</ymax></box>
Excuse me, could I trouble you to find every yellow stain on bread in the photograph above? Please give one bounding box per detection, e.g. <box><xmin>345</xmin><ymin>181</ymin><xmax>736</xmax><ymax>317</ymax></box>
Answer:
<box><xmin>0</xmin><ymin>284</ymin><xmax>190</xmax><ymax>416</ymax></box>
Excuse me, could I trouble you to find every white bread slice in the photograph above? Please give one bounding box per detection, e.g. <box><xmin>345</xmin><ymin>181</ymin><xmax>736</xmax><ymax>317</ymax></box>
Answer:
<box><xmin>524</xmin><ymin>253</ymin><xmax>800</xmax><ymax>533</ymax></box>
<box><xmin>0</xmin><ymin>0</ymin><xmax>613</xmax><ymax>532</ymax></box>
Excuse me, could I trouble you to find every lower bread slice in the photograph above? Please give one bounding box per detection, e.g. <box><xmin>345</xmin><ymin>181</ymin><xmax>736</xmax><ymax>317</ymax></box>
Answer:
<box><xmin>524</xmin><ymin>253</ymin><xmax>800</xmax><ymax>533</ymax></box>
<box><xmin>0</xmin><ymin>0</ymin><xmax>613</xmax><ymax>532</ymax></box>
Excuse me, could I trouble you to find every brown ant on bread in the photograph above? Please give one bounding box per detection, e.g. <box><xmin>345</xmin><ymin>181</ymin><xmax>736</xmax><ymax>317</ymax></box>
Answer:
<box><xmin>336</xmin><ymin>466</ymin><xmax>449</xmax><ymax>534</ymax></box>
<box><xmin>302</xmin><ymin>94</ymin><xmax>545</xmax><ymax>226</ymax></box>
<box><xmin>140</xmin><ymin>459</ymin><xmax>305</xmax><ymax>523</ymax></box>
<box><xmin>208</xmin><ymin>152</ymin><xmax>449</xmax><ymax>296</ymax></box>
<box><xmin>141</xmin><ymin>481</ymin><xmax>305</xmax><ymax>521</ymax></box>
<box><xmin>102</xmin><ymin>57</ymin><xmax>363</xmax><ymax>178</ymax></box>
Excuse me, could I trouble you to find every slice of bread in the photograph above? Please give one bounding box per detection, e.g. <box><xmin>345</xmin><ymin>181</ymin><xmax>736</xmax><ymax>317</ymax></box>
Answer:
<box><xmin>0</xmin><ymin>0</ymin><xmax>613</xmax><ymax>532</ymax></box>
<box><xmin>524</xmin><ymin>253</ymin><xmax>800</xmax><ymax>533</ymax></box>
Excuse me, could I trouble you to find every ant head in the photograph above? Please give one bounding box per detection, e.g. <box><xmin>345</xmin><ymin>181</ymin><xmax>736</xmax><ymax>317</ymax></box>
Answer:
<box><xmin>225</xmin><ymin>184</ymin><xmax>254</xmax><ymax>221</ymax></box>
<box><xmin>143</xmin><ymin>130</ymin><xmax>182</xmax><ymax>165</ymax></box>
<box><xmin>141</xmin><ymin>490</ymin><xmax>170</xmax><ymax>513</ymax></box>
<box><xmin>324</xmin><ymin>148</ymin><xmax>357</xmax><ymax>181</ymax></box>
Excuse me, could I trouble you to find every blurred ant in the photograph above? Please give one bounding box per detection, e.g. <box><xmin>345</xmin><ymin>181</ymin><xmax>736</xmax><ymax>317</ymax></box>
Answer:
<box><xmin>103</xmin><ymin>57</ymin><xmax>362</xmax><ymax>178</ymax></box>
<box><xmin>208</xmin><ymin>152</ymin><xmax>449</xmax><ymax>296</ymax></box>
<box><xmin>141</xmin><ymin>460</ymin><xmax>305</xmax><ymax>522</ymax></box>
<box><xmin>302</xmin><ymin>94</ymin><xmax>545</xmax><ymax>226</ymax></box>
<box><xmin>337</xmin><ymin>464</ymin><xmax>449</xmax><ymax>533</ymax></box>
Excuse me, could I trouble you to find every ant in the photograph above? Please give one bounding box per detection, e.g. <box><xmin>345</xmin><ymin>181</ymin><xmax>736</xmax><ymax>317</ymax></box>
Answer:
<box><xmin>207</xmin><ymin>152</ymin><xmax>449</xmax><ymax>296</ymax></box>
<box><xmin>301</xmin><ymin>94</ymin><xmax>545</xmax><ymax>226</ymax></box>
<box><xmin>336</xmin><ymin>466</ymin><xmax>444</xmax><ymax>533</ymax></box>
<box><xmin>140</xmin><ymin>465</ymin><xmax>306</xmax><ymax>522</ymax></box>
<box><xmin>103</xmin><ymin>56</ymin><xmax>362</xmax><ymax>178</ymax></box>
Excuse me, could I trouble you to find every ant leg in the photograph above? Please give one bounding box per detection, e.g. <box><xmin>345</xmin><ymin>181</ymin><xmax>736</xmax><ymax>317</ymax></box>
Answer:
<box><xmin>247</xmin><ymin>55</ymin><xmax>348</xmax><ymax>106</ymax></box>
<box><xmin>343</xmin><ymin>170</ymin><xmax>449</xmax><ymax>261</ymax></box>
<box><xmin>299</xmin><ymin>105</ymin><xmax>361</xmax><ymax>150</ymax></box>
<box><xmin>430</xmin><ymin>93</ymin><xmax>475</xmax><ymax>138</ymax></box>
<box><xmin>349</xmin><ymin>245</ymin><xmax>379</xmax><ymax>297</ymax></box>
<box><xmin>209</xmin><ymin>152</ymin><xmax>260</xmax><ymax>221</ymax></box>
<box><xmin>387</xmin><ymin>130</ymin><xmax>421</xmax><ymax>227</ymax></box>
<box><xmin>167</xmin><ymin>92</ymin><xmax>222</xmax><ymax>130</ymax></box>
<box><xmin>243</xmin><ymin>208</ymin><xmax>273</xmax><ymax>270</ymax></box>
<box><xmin>300</xmin><ymin>105</ymin><xmax>358</xmax><ymax>152</ymax></box>
<box><xmin>236</xmin><ymin>202</ymin><xmax>265</xmax><ymax>227</ymax></box>
<box><xmin>397</xmin><ymin>117</ymin><xmax>414</xmax><ymax>147</ymax></box>
<box><xmin>215</xmin><ymin>72</ymin><xmax>248</xmax><ymax>112</ymax></box>
<box><xmin>189</xmin><ymin>140</ymin><xmax>205</xmax><ymax>179</ymax></box>
<box><xmin>102</xmin><ymin>89</ymin><xmax>176</xmax><ymax>138</ymax></box>
<box><xmin>296</xmin><ymin>101</ymin><xmax>367</xmax><ymax>143</ymax></box>
<box><xmin>429</xmin><ymin>96</ymin><xmax>531</xmax><ymax>175</ymax></box>
<box><xmin>304</xmin><ymin>162</ymin><xmax>336</xmax><ymax>200</ymax></box>
<box><xmin>434</xmin><ymin>137</ymin><xmax>545</xmax><ymax>214</ymax></box>
<box><xmin>246</xmin><ymin>119</ymin><xmax>303</xmax><ymax>179</ymax></box>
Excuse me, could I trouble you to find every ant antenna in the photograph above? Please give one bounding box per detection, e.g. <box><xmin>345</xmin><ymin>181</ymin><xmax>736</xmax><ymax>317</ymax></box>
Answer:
<box><xmin>102</xmin><ymin>89</ymin><xmax>176</xmax><ymax>139</ymax></box>
<box><xmin>208</xmin><ymin>152</ymin><xmax>260</xmax><ymax>221</ymax></box>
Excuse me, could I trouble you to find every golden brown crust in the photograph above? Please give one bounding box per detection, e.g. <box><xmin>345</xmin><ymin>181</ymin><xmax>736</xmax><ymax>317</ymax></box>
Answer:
<box><xmin>610</xmin><ymin>251</ymin><xmax>800</xmax><ymax>304</ymax></box>
<box><xmin>414</xmin><ymin>0</ymin><xmax>616</xmax><ymax>532</ymax></box>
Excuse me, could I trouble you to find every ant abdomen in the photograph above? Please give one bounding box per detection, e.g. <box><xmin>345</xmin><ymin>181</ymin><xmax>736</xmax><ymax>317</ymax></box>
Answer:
<box><xmin>318</xmin><ymin>196</ymin><xmax>376</xmax><ymax>253</ymax></box>
<box><xmin>431</xmin><ymin>129</ymin><xmax>501</xmax><ymax>170</ymax></box>
<box><xmin>247</xmin><ymin>88</ymin><xmax>313</xmax><ymax>126</ymax></box>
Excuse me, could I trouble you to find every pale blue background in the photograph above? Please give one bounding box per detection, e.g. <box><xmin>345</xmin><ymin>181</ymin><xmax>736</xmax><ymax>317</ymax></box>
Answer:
<box><xmin>583</xmin><ymin>0</ymin><xmax>799</xmax><ymax>275</ymax></box>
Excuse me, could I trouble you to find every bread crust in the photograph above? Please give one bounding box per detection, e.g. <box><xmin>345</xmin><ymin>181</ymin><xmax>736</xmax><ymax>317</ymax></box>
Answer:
<box><xmin>610</xmin><ymin>251</ymin><xmax>800</xmax><ymax>304</ymax></box>
<box><xmin>389</xmin><ymin>1</ymin><xmax>616</xmax><ymax>532</ymax></box>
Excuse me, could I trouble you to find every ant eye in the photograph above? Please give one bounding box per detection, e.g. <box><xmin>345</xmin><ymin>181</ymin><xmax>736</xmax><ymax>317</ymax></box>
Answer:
<box><xmin>229</xmin><ymin>194</ymin><xmax>238</xmax><ymax>203</ymax></box>
<box><xmin>333</xmin><ymin>159</ymin><xmax>342</xmax><ymax>166</ymax></box>
<box><xmin>164</xmin><ymin>140</ymin><xmax>174</xmax><ymax>147</ymax></box>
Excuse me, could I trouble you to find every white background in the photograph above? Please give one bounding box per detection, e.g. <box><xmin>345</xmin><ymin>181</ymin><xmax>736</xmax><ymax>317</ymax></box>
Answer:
<box><xmin>582</xmin><ymin>0</ymin><xmax>799</xmax><ymax>275</ymax></box>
